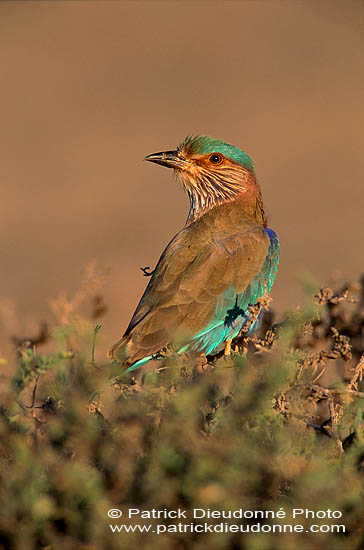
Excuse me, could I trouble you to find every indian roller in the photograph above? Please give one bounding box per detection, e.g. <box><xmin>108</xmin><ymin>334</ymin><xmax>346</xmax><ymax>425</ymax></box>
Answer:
<box><xmin>109</xmin><ymin>136</ymin><xmax>279</xmax><ymax>372</ymax></box>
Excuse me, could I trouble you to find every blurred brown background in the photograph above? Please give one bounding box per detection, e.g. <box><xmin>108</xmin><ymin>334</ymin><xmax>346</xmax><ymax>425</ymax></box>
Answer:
<box><xmin>0</xmin><ymin>0</ymin><xmax>363</xmax><ymax>361</ymax></box>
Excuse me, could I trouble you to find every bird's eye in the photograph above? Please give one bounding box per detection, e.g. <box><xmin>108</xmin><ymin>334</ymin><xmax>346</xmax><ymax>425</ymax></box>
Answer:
<box><xmin>209</xmin><ymin>153</ymin><xmax>223</xmax><ymax>165</ymax></box>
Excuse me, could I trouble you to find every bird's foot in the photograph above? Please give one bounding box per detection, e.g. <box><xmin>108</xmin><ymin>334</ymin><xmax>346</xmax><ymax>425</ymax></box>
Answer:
<box><xmin>224</xmin><ymin>340</ymin><xmax>232</xmax><ymax>356</ymax></box>
<box><xmin>140</xmin><ymin>266</ymin><xmax>154</xmax><ymax>277</ymax></box>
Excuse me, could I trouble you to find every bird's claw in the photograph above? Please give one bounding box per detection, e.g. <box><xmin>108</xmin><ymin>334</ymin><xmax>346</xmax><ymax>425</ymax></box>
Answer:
<box><xmin>224</xmin><ymin>340</ymin><xmax>232</xmax><ymax>356</ymax></box>
<box><xmin>140</xmin><ymin>266</ymin><xmax>154</xmax><ymax>277</ymax></box>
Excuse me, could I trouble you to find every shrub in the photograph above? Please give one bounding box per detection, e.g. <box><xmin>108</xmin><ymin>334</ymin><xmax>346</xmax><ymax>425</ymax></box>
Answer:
<box><xmin>0</xmin><ymin>277</ymin><xmax>364</xmax><ymax>550</ymax></box>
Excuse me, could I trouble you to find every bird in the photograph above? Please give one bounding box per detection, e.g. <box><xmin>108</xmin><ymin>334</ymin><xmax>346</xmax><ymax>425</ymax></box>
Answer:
<box><xmin>109</xmin><ymin>135</ymin><xmax>279</xmax><ymax>372</ymax></box>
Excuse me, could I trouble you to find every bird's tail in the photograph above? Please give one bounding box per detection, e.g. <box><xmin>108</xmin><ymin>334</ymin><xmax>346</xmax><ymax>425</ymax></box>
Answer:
<box><xmin>107</xmin><ymin>337</ymin><xmax>128</xmax><ymax>363</ymax></box>
<box><xmin>108</xmin><ymin>337</ymin><xmax>154</xmax><ymax>372</ymax></box>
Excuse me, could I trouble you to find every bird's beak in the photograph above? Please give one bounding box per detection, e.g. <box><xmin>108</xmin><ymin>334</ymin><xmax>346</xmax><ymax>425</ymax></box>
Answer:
<box><xmin>144</xmin><ymin>150</ymin><xmax>187</xmax><ymax>170</ymax></box>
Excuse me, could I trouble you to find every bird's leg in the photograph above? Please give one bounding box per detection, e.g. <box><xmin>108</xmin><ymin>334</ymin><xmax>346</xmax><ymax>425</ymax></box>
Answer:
<box><xmin>224</xmin><ymin>339</ymin><xmax>232</xmax><ymax>356</ymax></box>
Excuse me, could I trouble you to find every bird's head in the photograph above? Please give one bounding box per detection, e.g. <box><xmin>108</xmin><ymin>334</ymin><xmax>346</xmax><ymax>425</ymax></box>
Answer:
<box><xmin>145</xmin><ymin>135</ymin><xmax>261</xmax><ymax>224</ymax></box>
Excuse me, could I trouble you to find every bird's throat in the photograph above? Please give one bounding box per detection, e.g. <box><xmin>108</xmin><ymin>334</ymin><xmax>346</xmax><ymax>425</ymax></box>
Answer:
<box><xmin>177</xmin><ymin>170</ymin><xmax>266</xmax><ymax>226</ymax></box>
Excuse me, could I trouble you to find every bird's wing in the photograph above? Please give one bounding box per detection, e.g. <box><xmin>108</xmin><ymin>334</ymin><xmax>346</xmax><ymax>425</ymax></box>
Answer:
<box><xmin>113</xmin><ymin>225</ymin><xmax>272</xmax><ymax>364</ymax></box>
<box><xmin>188</xmin><ymin>227</ymin><xmax>280</xmax><ymax>351</ymax></box>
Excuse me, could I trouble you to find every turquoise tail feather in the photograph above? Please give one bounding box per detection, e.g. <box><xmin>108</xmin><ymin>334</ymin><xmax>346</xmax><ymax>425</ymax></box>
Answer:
<box><xmin>124</xmin><ymin>228</ymin><xmax>279</xmax><ymax>371</ymax></box>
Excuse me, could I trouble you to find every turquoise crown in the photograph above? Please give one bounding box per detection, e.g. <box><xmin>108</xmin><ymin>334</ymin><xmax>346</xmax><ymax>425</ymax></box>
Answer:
<box><xmin>179</xmin><ymin>135</ymin><xmax>255</xmax><ymax>173</ymax></box>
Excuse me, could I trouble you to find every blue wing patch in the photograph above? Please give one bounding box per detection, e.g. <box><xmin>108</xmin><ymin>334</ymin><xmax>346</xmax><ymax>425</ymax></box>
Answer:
<box><xmin>184</xmin><ymin>228</ymin><xmax>279</xmax><ymax>355</ymax></box>
<box><xmin>125</xmin><ymin>228</ymin><xmax>279</xmax><ymax>369</ymax></box>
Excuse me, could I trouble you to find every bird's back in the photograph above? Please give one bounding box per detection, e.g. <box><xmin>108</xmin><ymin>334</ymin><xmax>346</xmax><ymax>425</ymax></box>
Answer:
<box><xmin>109</xmin><ymin>199</ymin><xmax>277</xmax><ymax>368</ymax></box>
